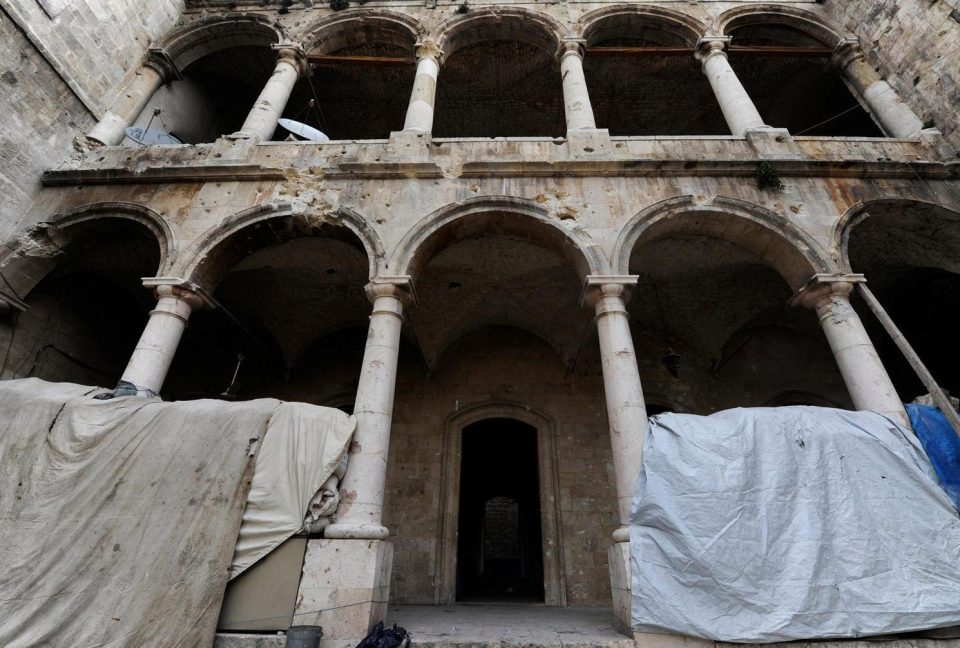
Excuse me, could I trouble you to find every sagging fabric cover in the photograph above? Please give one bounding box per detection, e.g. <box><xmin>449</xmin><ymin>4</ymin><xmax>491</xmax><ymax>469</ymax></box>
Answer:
<box><xmin>230</xmin><ymin>403</ymin><xmax>355</xmax><ymax>577</ymax></box>
<box><xmin>631</xmin><ymin>406</ymin><xmax>960</xmax><ymax>643</ymax></box>
<box><xmin>0</xmin><ymin>378</ymin><xmax>351</xmax><ymax>648</ymax></box>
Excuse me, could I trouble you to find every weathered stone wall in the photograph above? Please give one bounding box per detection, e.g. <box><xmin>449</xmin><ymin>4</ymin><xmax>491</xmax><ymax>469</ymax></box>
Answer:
<box><xmin>825</xmin><ymin>0</ymin><xmax>960</xmax><ymax>149</ymax></box>
<box><xmin>0</xmin><ymin>0</ymin><xmax>182</xmax><ymax>239</ymax></box>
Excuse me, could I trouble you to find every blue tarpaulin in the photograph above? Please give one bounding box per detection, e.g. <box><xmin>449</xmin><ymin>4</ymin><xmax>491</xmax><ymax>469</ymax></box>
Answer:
<box><xmin>907</xmin><ymin>403</ymin><xmax>960</xmax><ymax>511</ymax></box>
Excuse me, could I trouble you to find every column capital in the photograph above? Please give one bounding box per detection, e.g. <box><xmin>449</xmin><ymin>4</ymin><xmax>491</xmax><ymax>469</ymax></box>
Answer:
<box><xmin>557</xmin><ymin>38</ymin><xmax>587</xmax><ymax>61</ymax></box>
<box><xmin>789</xmin><ymin>273</ymin><xmax>865</xmax><ymax>309</ymax></box>
<box><xmin>580</xmin><ymin>275</ymin><xmax>639</xmax><ymax>309</ymax></box>
<box><xmin>415</xmin><ymin>40</ymin><xmax>444</xmax><ymax>65</ymax></box>
<box><xmin>144</xmin><ymin>47</ymin><xmax>181</xmax><ymax>82</ymax></box>
<box><xmin>142</xmin><ymin>277</ymin><xmax>213</xmax><ymax>310</ymax></box>
<box><xmin>830</xmin><ymin>36</ymin><xmax>864</xmax><ymax>71</ymax></box>
<box><xmin>695</xmin><ymin>36</ymin><xmax>731</xmax><ymax>62</ymax></box>
<box><xmin>272</xmin><ymin>43</ymin><xmax>309</xmax><ymax>77</ymax></box>
<box><xmin>365</xmin><ymin>275</ymin><xmax>417</xmax><ymax>306</ymax></box>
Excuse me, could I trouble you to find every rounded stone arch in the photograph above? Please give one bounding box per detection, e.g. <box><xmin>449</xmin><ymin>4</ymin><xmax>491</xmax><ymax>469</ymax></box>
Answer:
<box><xmin>432</xmin><ymin>7</ymin><xmax>567</xmax><ymax>59</ymax></box>
<box><xmin>302</xmin><ymin>10</ymin><xmax>423</xmax><ymax>56</ymax></box>
<box><xmin>577</xmin><ymin>4</ymin><xmax>707</xmax><ymax>48</ymax></box>
<box><xmin>835</xmin><ymin>198</ymin><xmax>960</xmax><ymax>274</ymax></box>
<box><xmin>613</xmin><ymin>196</ymin><xmax>832</xmax><ymax>291</ymax></box>
<box><xmin>181</xmin><ymin>202</ymin><xmax>383</xmax><ymax>291</ymax></box>
<box><xmin>717</xmin><ymin>5</ymin><xmax>843</xmax><ymax>47</ymax></box>
<box><xmin>0</xmin><ymin>203</ymin><xmax>173</xmax><ymax>302</ymax></box>
<box><xmin>391</xmin><ymin>196</ymin><xmax>608</xmax><ymax>283</ymax></box>
<box><xmin>157</xmin><ymin>13</ymin><xmax>283</xmax><ymax>71</ymax></box>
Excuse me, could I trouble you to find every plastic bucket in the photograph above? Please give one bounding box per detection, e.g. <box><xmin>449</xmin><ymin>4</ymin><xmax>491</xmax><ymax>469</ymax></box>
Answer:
<box><xmin>286</xmin><ymin>625</ymin><xmax>323</xmax><ymax>648</ymax></box>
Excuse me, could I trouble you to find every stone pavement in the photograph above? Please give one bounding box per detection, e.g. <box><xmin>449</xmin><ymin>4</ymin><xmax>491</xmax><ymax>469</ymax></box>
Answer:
<box><xmin>389</xmin><ymin>604</ymin><xmax>634</xmax><ymax>648</ymax></box>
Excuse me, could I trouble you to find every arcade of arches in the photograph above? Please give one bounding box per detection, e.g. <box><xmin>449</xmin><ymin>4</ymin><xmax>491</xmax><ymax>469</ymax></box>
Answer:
<box><xmin>2</xmin><ymin>0</ymin><xmax>959</xmax><ymax>644</ymax></box>
<box><xmin>4</xmin><ymin>197</ymin><xmax>959</xmax><ymax>617</ymax></box>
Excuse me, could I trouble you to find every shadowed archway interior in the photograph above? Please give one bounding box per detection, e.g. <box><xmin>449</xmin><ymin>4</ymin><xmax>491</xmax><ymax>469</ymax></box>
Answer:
<box><xmin>456</xmin><ymin>418</ymin><xmax>545</xmax><ymax>603</ymax></box>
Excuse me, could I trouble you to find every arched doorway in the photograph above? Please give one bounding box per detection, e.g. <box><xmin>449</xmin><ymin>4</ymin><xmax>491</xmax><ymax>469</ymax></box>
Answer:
<box><xmin>456</xmin><ymin>418</ymin><xmax>544</xmax><ymax>602</ymax></box>
<box><xmin>437</xmin><ymin>403</ymin><xmax>565</xmax><ymax>606</ymax></box>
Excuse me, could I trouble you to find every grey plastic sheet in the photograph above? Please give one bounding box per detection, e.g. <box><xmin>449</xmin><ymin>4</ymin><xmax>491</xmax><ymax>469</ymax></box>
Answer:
<box><xmin>631</xmin><ymin>406</ymin><xmax>960</xmax><ymax>642</ymax></box>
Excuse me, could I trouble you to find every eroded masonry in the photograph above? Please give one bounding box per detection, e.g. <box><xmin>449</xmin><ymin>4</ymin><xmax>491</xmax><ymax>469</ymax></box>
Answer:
<box><xmin>0</xmin><ymin>0</ymin><xmax>959</xmax><ymax>646</ymax></box>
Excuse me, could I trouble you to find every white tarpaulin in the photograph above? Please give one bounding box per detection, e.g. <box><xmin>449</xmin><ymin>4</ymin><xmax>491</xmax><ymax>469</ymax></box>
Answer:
<box><xmin>0</xmin><ymin>378</ymin><xmax>354</xmax><ymax>648</ymax></box>
<box><xmin>230</xmin><ymin>402</ymin><xmax>355</xmax><ymax>577</ymax></box>
<box><xmin>631</xmin><ymin>406</ymin><xmax>960</xmax><ymax>643</ymax></box>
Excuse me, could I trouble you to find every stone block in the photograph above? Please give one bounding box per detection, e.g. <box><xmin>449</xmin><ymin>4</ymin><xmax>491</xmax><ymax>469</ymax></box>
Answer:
<box><xmin>566</xmin><ymin>129</ymin><xmax>613</xmax><ymax>158</ymax></box>
<box><xmin>387</xmin><ymin>131</ymin><xmax>432</xmax><ymax>160</ymax></box>
<box><xmin>294</xmin><ymin>539</ymin><xmax>394</xmax><ymax>648</ymax></box>
<box><xmin>634</xmin><ymin>632</ymin><xmax>715</xmax><ymax>648</ymax></box>
<box><xmin>744</xmin><ymin>128</ymin><xmax>805</xmax><ymax>160</ymax></box>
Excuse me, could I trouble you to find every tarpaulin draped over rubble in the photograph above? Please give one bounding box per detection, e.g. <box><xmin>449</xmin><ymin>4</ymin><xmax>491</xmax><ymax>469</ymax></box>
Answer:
<box><xmin>230</xmin><ymin>402</ymin><xmax>355</xmax><ymax>577</ymax></box>
<box><xmin>631</xmin><ymin>406</ymin><xmax>960</xmax><ymax>643</ymax></box>
<box><xmin>0</xmin><ymin>378</ymin><xmax>353</xmax><ymax>648</ymax></box>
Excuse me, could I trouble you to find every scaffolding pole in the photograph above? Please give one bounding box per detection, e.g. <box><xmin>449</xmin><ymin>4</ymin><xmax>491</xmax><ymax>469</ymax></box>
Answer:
<box><xmin>857</xmin><ymin>283</ymin><xmax>960</xmax><ymax>437</ymax></box>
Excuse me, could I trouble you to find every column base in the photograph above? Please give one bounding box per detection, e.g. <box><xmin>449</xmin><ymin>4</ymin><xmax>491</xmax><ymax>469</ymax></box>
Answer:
<box><xmin>387</xmin><ymin>130</ymin><xmax>432</xmax><ymax>159</ymax></box>
<box><xmin>744</xmin><ymin>128</ymin><xmax>804</xmax><ymax>160</ymax></box>
<box><xmin>609</xmin><ymin>541</ymin><xmax>632</xmax><ymax>634</ymax></box>
<box><xmin>294</xmin><ymin>538</ymin><xmax>393</xmax><ymax>648</ymax></box>
<box><xmin>566</xmin><ymin>128</ymin><xmax>612</xmax><ymax>158</ymax></box>
<box><xmin>210</xmin><ymin>135</ymin><xmax>259</xmax><ymax>162</ymax></box>
<box><xmin>324</xmin><ymin>522</ymin><xmax>390</xmax><ymax>540</ymax></box>
<box><xmin>919</xmin><ymin>128</ymin><xmax>954</xmax><ymax>161</ymax></box>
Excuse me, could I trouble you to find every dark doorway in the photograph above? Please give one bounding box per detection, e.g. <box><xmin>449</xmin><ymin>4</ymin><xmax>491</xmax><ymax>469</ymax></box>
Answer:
<box><xmin>456</xmin><ymin>418</ymin><xmax>545</xmax><ymax>602</ymax></box>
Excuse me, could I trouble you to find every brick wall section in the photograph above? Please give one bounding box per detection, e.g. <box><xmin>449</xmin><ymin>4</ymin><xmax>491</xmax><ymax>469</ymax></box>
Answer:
<box><xmin>0</xmin><ymin>0</ymin><xmax>182</xmax><ymax>238</ymax></box>
<box><xmin>825</xmin><ymin>0</ymin><xmax>960</xmax><ymax>150</ymax></box>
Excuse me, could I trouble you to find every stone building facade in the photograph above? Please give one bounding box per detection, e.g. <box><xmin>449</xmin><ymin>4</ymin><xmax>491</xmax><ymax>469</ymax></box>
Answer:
<box><xmin>0</xmin><ymin>0</ymin><xmax>959</xmax><ymax>645</ymax></box>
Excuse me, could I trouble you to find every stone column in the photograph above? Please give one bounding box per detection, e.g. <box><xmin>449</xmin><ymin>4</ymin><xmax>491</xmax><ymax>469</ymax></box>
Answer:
<box><xmin>696</xmin><ymin>37</ymin><xmax>766</xmax><ymax>136</ymax></box>
<box><xmin>234</xmin><ymin>45</ymin><xmax>308</xmax><ymax>141</ymax></box>
<box><xmin>583</xmin><ymin>275</ymin><xmax>647</xmax><ymax>632</ymax></box>
<box><xmin>832</xmin><ymin>38</ymin><xmax>924</xmax><ymax>138</ymax></box>
<box><xmin>559</xmin><ymin>39</ymin><xmax>598</xmax><ymax>132</ymax></box>
<box><xmin>87</xmin><ymin>48</ymin><xmax>179</xmax><ymax>146</ymax></box>
<box><xmin>297</xmin><ymin>277</ymin><xmax>410</xmax><ymax>645</ymax></box>
<box><xmin>326</xmin><ymin>277</ymin><xmax>412</xmax><ymax>540</ymax></box>
<box><xmin>793</xmin><ymin>275</ymin><xmax>908</xmax><ymax>425</ymax></box>
<box><xmin>117</xmin><ymin>279</ymin><xmax>208</xmax><ymax>397</ymax></box>
<box><xmin>402</xmin><ymin>42</ymin><xmax>442</xmax><ymax>134</ymax></box>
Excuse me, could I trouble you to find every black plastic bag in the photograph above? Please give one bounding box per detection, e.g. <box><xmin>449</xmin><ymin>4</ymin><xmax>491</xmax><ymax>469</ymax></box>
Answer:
<box><xmin>355</xmin><ymin>621</ymin><xmax>411</xmax><ymax>648</ymax></box>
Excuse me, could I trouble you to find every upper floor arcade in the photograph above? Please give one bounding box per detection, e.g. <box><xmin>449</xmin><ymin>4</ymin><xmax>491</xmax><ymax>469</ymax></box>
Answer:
<box><xmin>71</xmin><ymin>2</ymin><xmax>955</xmax><ymax>173</ymax></box>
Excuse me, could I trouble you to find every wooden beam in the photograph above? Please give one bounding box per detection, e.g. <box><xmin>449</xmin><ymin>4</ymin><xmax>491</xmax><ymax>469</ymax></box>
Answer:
<box><xmin>728</xmin><ymin>45</ymin><xmax>834</xmax><ymax>57</ymax></box>
<box><xmin>307</xmin><ymin>54</ymin><xmax>413</xmax><ymax>66</ymax></box>
<box><xmin>585</xmin><ymin>45</ymin><xmax>833</xmax><ymax>58</ymax></box>
<box><xmin>586</xmin><ymin>47</ymin><xmax>693</xmax><ymax>57</ymax></box>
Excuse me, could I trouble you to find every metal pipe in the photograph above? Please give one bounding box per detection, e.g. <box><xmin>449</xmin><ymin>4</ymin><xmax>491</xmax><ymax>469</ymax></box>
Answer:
<box><xmin>857</xmin><ymin>283</ymin><xmax>960</xmax><ymax>437</ymax></box>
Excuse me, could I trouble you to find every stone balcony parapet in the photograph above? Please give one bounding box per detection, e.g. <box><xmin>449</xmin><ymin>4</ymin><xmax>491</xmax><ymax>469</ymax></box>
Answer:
<box><xmin>44</xmin><ymin>135</ymin><xmax>956</xmax><ymax>187</ymax></box>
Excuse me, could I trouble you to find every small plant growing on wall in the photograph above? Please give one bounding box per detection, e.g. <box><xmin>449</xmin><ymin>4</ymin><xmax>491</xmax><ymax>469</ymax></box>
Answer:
<box><xmin>456</xmin><ymin>1</ymin><xmax>469</xmax><ymax>13</ymax></box>
<box><xmin>329</xmin><ymin>0</ymin><xmax>349</xmax><ymax>9</ymax></box>
<box><xmin>755</xmin><ymin>161</ymin><xmax>784</xmax><ymax>191</ymax></box>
